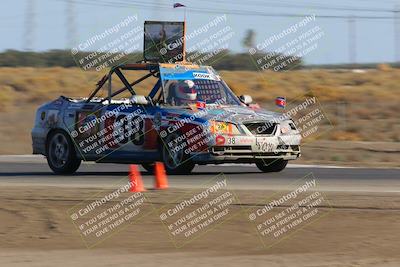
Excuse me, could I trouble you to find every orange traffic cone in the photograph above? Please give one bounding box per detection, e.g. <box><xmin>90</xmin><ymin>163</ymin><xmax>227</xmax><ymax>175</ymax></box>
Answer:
<box><xmin>129</xmin><ymin>164</ymin><xmax>145</xmax><ymax>192</ymax></box>
<box><xmin>154</xmin><ymin>162</ymin><xmax>168</xmax><ymax>190</ymax></box>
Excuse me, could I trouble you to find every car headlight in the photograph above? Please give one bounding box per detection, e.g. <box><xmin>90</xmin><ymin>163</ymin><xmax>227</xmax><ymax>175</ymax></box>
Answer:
<box><xmin>209</xmin><ymin>121</ymin><xmax>241</xmax><ymax>135</ymax></box>
<box><xmin>280</xmin><ymin>120</ymin><xmax>297</xmax><ymax>134</ymax></box>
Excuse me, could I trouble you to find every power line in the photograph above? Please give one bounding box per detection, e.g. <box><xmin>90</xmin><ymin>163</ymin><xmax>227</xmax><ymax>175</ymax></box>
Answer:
<box><xmin>57</xmin><ymin>0</ymin><xmax>396</xmax><ymax>20</ymax></box>
<box><xmin>184</xmin><ymin>7</ymin><xmax>394</xmax><ymax>20</ymax></box>
<box><xmin>193</xmin><ymin>0</ymin><xmax>396</xmax><ymax>13</ymax></box>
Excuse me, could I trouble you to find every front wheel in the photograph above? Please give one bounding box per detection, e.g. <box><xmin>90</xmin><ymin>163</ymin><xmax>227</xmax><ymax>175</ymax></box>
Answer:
<box><xmin>161</xmin><ymin>132</ymin><xmax>195</xmax><ymax>175</ymax></box>
<box><xmin>256</xmin><ymin>159</ymin><xmax>288</xmax><ymax>173</ymax></box>
<box><xmin>46</xmin><ymin>130</ymin><xmax>81</xmax><ymax>174</ymax></box>
<box><xmin>141</xmin><ymin>163</ymin><xmax>155</xmax><ymax>174</ymax></box>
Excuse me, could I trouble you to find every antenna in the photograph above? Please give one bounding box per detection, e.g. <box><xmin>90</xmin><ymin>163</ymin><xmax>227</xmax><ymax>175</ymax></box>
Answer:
<box><xmin>183</xmin><ymin>7</ymin><xmax>187</xmax><ymax>62</ymax></box>
<box><xmin>173</xmin><ymin>3</ymin><xmax>187</xmax><ymax>62</ymax></box>
<box><xmin>24</xmin><ymin>0</ymin><xmax>36</xmax><ymax>51</ymax></box>
<box><xmin>66</xmin><ymin>0</ymin><xmax>77</xmax><ymax>49</ymax></box>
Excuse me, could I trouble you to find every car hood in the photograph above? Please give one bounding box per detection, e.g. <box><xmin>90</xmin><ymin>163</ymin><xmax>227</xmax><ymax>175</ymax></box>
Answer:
<box><xmin>164</xmin><ymin>105</ymin><xmax>285</xmax><ymax>124</ymax></box>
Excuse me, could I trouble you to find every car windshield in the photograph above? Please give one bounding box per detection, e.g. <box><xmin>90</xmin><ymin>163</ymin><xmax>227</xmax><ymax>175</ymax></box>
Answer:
<box><xmin>160</xmin><ymin>65</ymin><xmax>241</xmax><ymax>106</ymax></box>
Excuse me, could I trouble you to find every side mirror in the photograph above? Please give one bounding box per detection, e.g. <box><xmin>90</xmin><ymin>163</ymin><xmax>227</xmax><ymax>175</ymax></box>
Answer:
<box><xmin>130</xmin><ymin>95</ymin><xmax>149</xmax><ymax>105</ymax></box>
<box><xmin>239</xmin><ymin>95</ymin><xmax>253</xmax><ymax>105</ymax></box>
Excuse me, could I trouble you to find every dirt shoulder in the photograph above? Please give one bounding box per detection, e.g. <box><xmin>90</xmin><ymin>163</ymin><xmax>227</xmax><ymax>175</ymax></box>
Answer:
<box><xmin>0</xmin><ymin>186</ymin><xmax>399</xmax><ymax>266</ymax></box>
<box><xmin>298</xmin><ymin>140</ymin><xmax>400</xmax><ymax>168</ymax></box>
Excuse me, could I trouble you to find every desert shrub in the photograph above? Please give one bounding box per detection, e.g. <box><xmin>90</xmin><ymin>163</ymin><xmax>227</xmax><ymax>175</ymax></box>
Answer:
<box><xmin>330</xmin><ymin>131</ymin><xmax>362</xmax><ymax>141</ymax></box>
<box><xmin>377</xmin><ymin>64</ymin><xmax>392</xmax><ymax>71</ymax></box>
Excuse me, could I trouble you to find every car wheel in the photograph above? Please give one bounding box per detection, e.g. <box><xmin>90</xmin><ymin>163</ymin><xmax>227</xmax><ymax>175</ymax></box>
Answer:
<box><xmin>161</xmin><ymin>132</ymin><xmax>195</xmax><ymax>175</ymax></box>
<box><xmin>141</xmin><ymin>163</ymin><xmax>155</xmax><ymax>174</ymax></box>
<box><xmin>256</xmin><ymin>159</ymin><xmax>288</xmax><ymax>173</ymax></box>
<box><xmin>46</xmin><ymin>130</ymin><xmax>81</xmax><ymax>174</ymax></box>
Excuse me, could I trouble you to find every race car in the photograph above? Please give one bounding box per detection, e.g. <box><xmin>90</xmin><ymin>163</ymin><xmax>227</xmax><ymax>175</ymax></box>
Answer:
<box><xmin>31</xmin><ymin>62</ymin><xmax>301</xmax><ymax>175</ymax></box>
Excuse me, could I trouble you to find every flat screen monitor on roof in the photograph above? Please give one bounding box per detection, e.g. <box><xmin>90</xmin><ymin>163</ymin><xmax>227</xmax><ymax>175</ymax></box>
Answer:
<box><xmin>144</xmin><ymin>21</ymin><xmax>184</xmax><ymax>63</ymax></box>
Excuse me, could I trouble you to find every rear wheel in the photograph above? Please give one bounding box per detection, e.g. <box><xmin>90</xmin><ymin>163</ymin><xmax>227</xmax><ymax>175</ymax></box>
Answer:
<box><xmin>161</xmin><ymin>132</ymin><xmax>195</xmax><ymax>175</ymax></box>
<box><xmin>46</xmin><ymin>130</ymin><xmax>81</xmax><ymax>174</ymax></box>
<box><xmin>256</xmin><ymin>159</ymin><xmax>288</xmax><ymax>173</ymax></box>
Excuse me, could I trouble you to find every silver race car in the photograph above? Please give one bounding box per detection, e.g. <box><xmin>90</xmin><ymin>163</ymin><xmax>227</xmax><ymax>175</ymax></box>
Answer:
<box><xmin>31</xmin><ymin>62</ymin><xmax>301</xmax><ymax>174</ymax></box>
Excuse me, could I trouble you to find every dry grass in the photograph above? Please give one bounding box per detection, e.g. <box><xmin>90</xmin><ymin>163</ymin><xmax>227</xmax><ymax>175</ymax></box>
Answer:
<box><xmin>0</xmin><ymin>67</ymin><xmax>398</xmax><ymax>166</ymax></box>
<box><xmin>223</xmin><ymin>69</ymin><xmax>400</xmax><ymax>103</ymax></box>
<box><xmin>1</xmin><ymin>67</ymin><xmax>398</xmax><ymax>109</ymax></box>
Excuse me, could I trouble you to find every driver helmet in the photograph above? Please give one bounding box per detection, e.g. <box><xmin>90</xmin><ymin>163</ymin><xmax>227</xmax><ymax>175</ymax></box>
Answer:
<box><xmin>174</xmin><ymin>80</ymin><xmax>197</xmax><ymax>102</ymax></box>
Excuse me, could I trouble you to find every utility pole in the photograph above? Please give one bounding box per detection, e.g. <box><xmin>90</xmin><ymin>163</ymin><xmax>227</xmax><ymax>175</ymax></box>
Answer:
<box><xmin>395</xmin><ymin>7</ymin><xmax>400</xmax><ymax>63</ymax></box>
<box><xmin>348</xmin><ymin>15</ymin><xmax>356</xmax><ymax>66</ymax></box>
<box><xmin>24</xmin><ymin>0</ymin><xmax>36</xmax><ymax>51</ymax></box>
<box><xmin>66</xmin><ymin>0</ymin><xmax>77</xmax><ymax>49</ymax></box>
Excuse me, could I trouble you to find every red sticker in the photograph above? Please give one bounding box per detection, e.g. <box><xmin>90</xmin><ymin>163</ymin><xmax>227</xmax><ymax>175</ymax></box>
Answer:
<box><xmin>216</xmin><ymin>135</ymin><xmax>225</xmax><ymax>145</ymax></box>
<box><xmin>196</xmin><ymin>101</ymin><xmax>206</xmax><ymax>109</ymax></box>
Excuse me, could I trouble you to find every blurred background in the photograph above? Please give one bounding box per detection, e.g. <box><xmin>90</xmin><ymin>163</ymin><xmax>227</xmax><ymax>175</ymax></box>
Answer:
<box><xmin>0</xmin><ymin>0</ymin><xmax>399</xmax><ymax>167</ymax></box>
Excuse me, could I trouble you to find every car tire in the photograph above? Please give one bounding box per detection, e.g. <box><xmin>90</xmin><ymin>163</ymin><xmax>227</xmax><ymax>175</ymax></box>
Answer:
<box><xmin>256</xmin><ymin>159</ymin><xmax>288</xmax><ymax>173</ymax></box>
<box><xmin>141</xmin><ymin>163</ymin><xmax>155</xmax><ymax>174</ymax></box>
<box><xmin>160</xmin><ymin>132</ymin><xmax>195</xmax><ymax>175</ymax></box>
<box><xmin>46</xmin><ymin>130</ymin><xmax>81</xmax><ymax>174</ymax></box>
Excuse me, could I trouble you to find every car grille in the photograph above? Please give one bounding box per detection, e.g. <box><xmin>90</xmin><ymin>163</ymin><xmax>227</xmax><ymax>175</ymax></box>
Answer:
<box><xmin>210</xmin><ymin>145</ymin><xmax>300</xmax><ymax>157</ymax></box>
<box><xmin>276</xmin><ymin>145</ymin><xmax>300</xmax><ymax>151</ymax></box>
<box><xmin>244</xmin><ymin>122</ymin><xmax>277</xmax><ymax>136</ymax></box>
<box><xmin>212</xmin><ymin>146</ymin><xmax>252</xmax><ymax>153</ymax></box>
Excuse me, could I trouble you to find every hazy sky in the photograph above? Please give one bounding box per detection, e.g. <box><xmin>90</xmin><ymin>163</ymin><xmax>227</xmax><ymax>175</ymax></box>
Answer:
<box><xmin>1</xmin><ymin>0</ymin><xmax>398</xmax><ymax>64</ymax></box>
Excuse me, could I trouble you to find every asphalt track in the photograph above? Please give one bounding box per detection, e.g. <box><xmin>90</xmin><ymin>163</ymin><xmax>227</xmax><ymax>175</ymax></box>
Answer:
<box><xmin>0</xmin><ymin>155</ymin><xmax>398</xmax><ymax>192</ymax></box>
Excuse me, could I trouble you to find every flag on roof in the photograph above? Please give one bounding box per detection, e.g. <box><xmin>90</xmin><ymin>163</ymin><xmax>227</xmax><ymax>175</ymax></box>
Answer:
<box><xmin>173</xmin><ymin>3</ymin><xmax>186</xmax><ymax>8</ymax></box>
<box><xmin>275</xmin><ymin>97</ymin><xmax>286</xmax><ymax>108</ymax></box>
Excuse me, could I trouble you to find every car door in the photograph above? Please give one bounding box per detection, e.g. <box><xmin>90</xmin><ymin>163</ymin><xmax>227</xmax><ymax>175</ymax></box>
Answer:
<box><xmin>95</xmin><ymin>102</ymin><xmax>161</xmax><ymax>163</ymax></box>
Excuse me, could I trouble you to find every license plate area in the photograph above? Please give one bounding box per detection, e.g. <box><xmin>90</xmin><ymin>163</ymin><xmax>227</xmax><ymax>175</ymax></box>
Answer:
<box><xmin>255</xmin><ymin>138</ymin><xmax>277</xmax><ymax>152</ymax></box>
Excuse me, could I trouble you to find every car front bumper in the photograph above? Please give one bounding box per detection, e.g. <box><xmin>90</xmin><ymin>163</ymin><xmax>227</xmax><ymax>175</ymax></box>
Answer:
<box><xmin>191</xmin><ymin>134</ymin><xmax>301</xmax><ymax>164</ymax></box>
